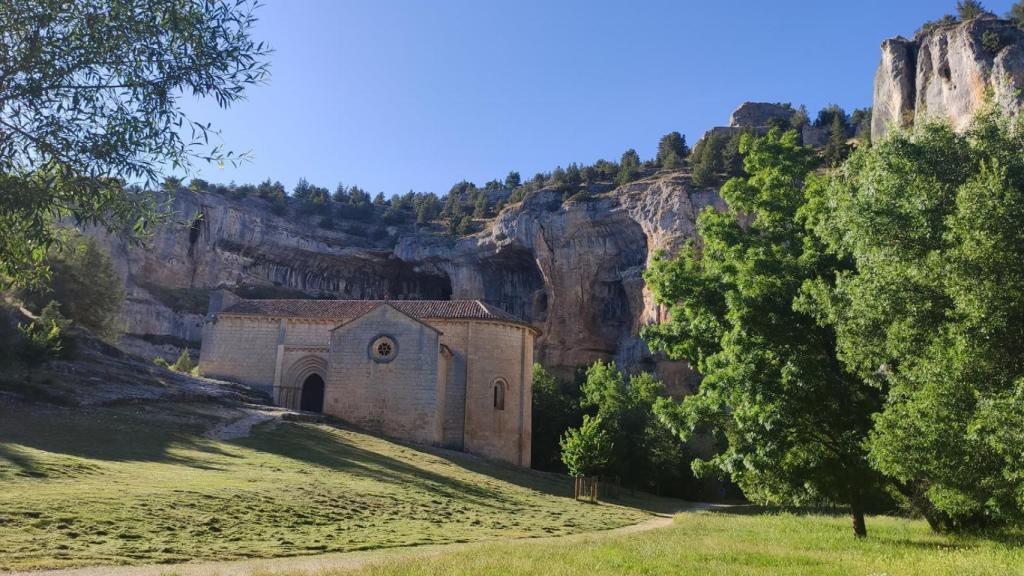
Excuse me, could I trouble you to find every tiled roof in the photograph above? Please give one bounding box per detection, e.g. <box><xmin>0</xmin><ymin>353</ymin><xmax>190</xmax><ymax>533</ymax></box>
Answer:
<box><xmin>219</xmin><ymin>299</ymin><xmax>531</xmax><ymax>327</ymax></box>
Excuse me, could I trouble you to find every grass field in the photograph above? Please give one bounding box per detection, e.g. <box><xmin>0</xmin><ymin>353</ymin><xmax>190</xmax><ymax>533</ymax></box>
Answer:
<box><xmin>0</xmin><ymin>402</ymin><xmax>669</xmax><ymax>571</ymax></box>
<box><xmin>320</xmin><ymin>511</ymin><xmax>1024</xmax><ymax>576</ymax></box>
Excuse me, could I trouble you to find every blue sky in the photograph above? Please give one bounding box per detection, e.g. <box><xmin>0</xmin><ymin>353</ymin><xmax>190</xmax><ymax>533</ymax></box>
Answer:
<box><xmin>181</xmin><ymin>0</ymin><xmax>1016</xmax><ymax>196</ymax></box>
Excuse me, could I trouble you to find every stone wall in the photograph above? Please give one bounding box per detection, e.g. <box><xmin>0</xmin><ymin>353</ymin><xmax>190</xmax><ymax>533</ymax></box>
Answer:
<box><xmin>198</xmin><ymin>315</ymin><xmax>280</xmax><ymax>394</ymax></box>
<box><xmin>326</xmin><ymin>306</ymin><xmax>443</xmax><ymax>447</ymax></box>
<box><xmin>433</xmin><ymin>320</ymin><xmax>534</xmax><ymax>467</ymax></box>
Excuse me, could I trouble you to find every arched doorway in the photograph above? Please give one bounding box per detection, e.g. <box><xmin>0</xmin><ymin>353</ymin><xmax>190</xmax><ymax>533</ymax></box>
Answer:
<box><xmin>300</xmin><ymin>374</ymin><xmax>325</xmax><ymax>413</ymax></box>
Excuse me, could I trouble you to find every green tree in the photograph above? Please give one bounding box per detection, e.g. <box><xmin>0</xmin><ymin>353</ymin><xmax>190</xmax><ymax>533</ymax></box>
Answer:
<box><xmin>823</xmin><ymin>113</ymin><xmax>850</xmax><ymax>167</ymax></box>
<box><xmin>1010</xmin><ymin>1</ymin><xmax>1024</xmax><ymax>27</ymax></box>
<box><xmin>656</xmin><ymin>132</ymin><xmax>689</xmax><ymax>169</ymax></box>
<box><xmin>0</xmin><ymin>1</ymin><xmax>270</xmax><ymax>288</ymax></box>
<box><xmin>473</xmin><ymin>193</ymin><xmax>489</xmax><ymax>218</ymax></box>
<box><xmin>957</xmin><ymin>0</ymin><xmax>987</xmax><ymax>19</ymax></box>
<box><xmin>616</xmin><ymin>149</ymin><xmax>641</xmax><ymax>186</ymax></box>
<box><xmin>644</xmin><ymin>129</ymin><xmax>883</xmax><ymax>537</ymax></box>
<box><xmin>804</xmin><ymin>109</ymin><xmax>1024</xmax><ymax>531</ymax></box>
<box><xmin>580</xmin><ymin>361</ymin><xmax>690</xmax><ymax>493</ymax></box>
<box><xmin>171</xmin><ymin>349</ymin><xmax>196</xmax><ymax>373</ymax></box>
<box><xmin>20</xmin><ymin>234</ymin><xmax>125</xmax><ymax>341</ymax></box>
<box><xmin>17</xmin><ymin>302</ymin><xmax>68</xmax><ymax>383</ymax></box>
<box><xmin>504</xmin><ymin>171</ymin><xmax>521</xmax><ymax>189</ymax></box>
<box><xmin>531</xmin><ymin>364</ymin><xmax>584</xmax><ymax>471</ymax></box>
<box><xmin>791</xmin><ymin>105</ymin><xmax>810</xmax><ymax>130</ymax></box>
<box><xmin>560</xmin><ymin>415</ymin><xmax>613</xmax><ymax>477</ymax></box>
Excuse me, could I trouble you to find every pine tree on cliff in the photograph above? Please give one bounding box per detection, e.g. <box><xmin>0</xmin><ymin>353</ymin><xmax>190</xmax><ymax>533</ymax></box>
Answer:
<box><xmin>656</xmin><ymin>132</ymin><xmax>689</xmax><ymax>170</ymax></box>
<box><xmin>823</xmin><ymin>114</ymin><xmax>850</xmax><ymax>167</ymax></box>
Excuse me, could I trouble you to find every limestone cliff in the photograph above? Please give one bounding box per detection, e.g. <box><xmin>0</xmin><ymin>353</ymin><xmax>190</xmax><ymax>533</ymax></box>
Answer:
<box><xmin>872</xmin><ymin>15</ymin><xmax>1024</xmax><ymax>141</ymax></box>
<box><xmin>95</xmin><ymin>173</ymin><xmax>721</xmax><ymax>394</ymax></box>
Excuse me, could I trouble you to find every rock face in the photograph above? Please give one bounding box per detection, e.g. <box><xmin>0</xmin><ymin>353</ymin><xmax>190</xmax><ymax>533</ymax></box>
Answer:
<box><xmin>872</xmin><ymin>16</ymin><xmax>1024</xmax><ymax>141</ymax></box>
<box><xmin>729</xmin><ymin>102</ymin><xmax>795</xmax><ymax>128</ymax></box>
<box><xmin>96</xmin><ymin>174</ymin><xmax>722</xmax><ymax>394</ymax></box>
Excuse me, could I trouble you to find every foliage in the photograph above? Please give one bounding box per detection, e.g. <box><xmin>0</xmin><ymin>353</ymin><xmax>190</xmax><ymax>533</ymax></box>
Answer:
<box><xmin>577</xmin><ymin>361</ymin><xmax>690</xmax><ymax>493</ymax></box>
<box><xmin>559</xmin><ymin>415</ymin><xmax>612</xmax><ymax>477</ymax></box>
<box><xmin>823</xmin><ymin>114</ymin><xmax>851</xmax><ymax>167</ymax></box>
<box><xmin>814</xmin><ymin>105</ymin><xmax>848</xmax><ymax>129</ymax></box>
<box><xmin>16</xmin><ymin>301</ymin><xmax>69</xmax><ymax>382</ymax></box>
<box><xmin>0</xmin><ymin>0</ymin><xmax>270</xmax><ymax>287</ymax></box>
<box><xmin>530</xmin><ymin>364</ymin><xmax>583</xmax><ymax>472</ymax></box>
<box><xmin>504</xmin><ymin>171</ymin><xmax>521</xmax><ymax>189</ymax></box>
<box><xmin>644</xmin><ymin>129</ymin><xmax>884</xmax><ymax>537</ymax></box>
<box><xmin>791</xmin><ymin>105</ymin><xmax>810</xmax><ymax>130</ymax></box>
<box><xmin>803</xmin><ymin>108</ymin><xmax>1024</xmax><ymax>531</ymax></box>
<box><xmin>690</xmin><ymin>130</ymin><xmax>745</xmax><ymax>187</ymax></box>
<box><xmin>982</xmin><ymin>29</ymin><xmax>1010</xmax><ymax>53</ymax></box>
<box><xmin>656</xmin><ymin>132</ymin><xmax>689</xmax><ymax>170</ymax></box>
<box><xmin>616</xmin><ymin>149</ymin><xmax>641</xmax><ymax>186</ymax></box>
<box><xmin>171</xmin><ymin>349</ymin><xmax>196</xmax><ymax>373</ymax></box>
<box><xmin>19</xmin><ymin>234</ymin><xmax>125</xmax><ymax>341</ymax></box>
<box><xmin>957</xmin><ymin>0</ymin><xmax>988</xmax><ymax>20</ymax></box>
<box><xmin>1011</xmin><ymin>0</ymin><xmax>1024</xmax><ymax>27</ymax></box>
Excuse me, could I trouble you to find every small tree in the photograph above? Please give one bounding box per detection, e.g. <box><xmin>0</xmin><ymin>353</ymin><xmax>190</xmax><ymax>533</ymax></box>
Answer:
<box><xmin>560</xmin><ymin>415</ymin><xmax>612</xmax><ymax>477</ymax></box>
<box><xmin>1009</xmin><ymin>1</ymin><xmax>1024</xmax><ymax>27</ymax></box>
<box><xmin>473</xmin><ymin>194</ymin><xmax>489</xmax><ymax>218</ymax></box>
<box><xmin>171</xmin><ymin>349</ymin><xmax>196</xmax><ymax>373</ymax></box>
<box><xmin>823</xmin><ymin>113</ymin><xmax>850</xmax><ymax>167</ymax></box>
<box><xmin>17</xmin><ymin>302</ymin><xmax>69</xmax><ymax>383</ymax></box>
<box><xmin>957</xmin><ymin>0</ymin><xmax>987</xmax><ymax>19</ymax></box>
<box><xmin>616</xmin><ymin>149</ymin><xmax>641</xmax><ymax>186</ymax></box>
<box><xmin>656</xmin><ymin>132</ymin><xmax>689</xmax><ymax>169</ymax></box>
<box><xmin>504</xmin><ymin>171</ymin><xmax>521</xmax><ymax>189</ymax></box>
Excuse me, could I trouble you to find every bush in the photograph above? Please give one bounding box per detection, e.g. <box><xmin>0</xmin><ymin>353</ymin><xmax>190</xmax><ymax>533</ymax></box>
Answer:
<box><xmin>171</xmin><ymin>349</ymin><xmax>196</xmax><ymax>373</ymax></box>
<box><xmin>17</xmin><ymin>301</ymin><xmax>69</xmax><ymax>382</ymax></box>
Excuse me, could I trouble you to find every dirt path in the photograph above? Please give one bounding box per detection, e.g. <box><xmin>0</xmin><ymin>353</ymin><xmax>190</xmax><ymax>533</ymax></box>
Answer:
<box><xmin>10</xmin><ymin>506</ymin><xmax>725</xmax><ymax>576</ymax></box>
<box><xmin>203</xmin><ymin>406</ymin><xmax>284</xmax><ymax>440</ymax></box>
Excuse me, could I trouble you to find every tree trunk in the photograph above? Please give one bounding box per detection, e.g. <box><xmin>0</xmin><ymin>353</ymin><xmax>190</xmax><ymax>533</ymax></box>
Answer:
<box><xmin>850</xmin><ymin>495</ymin><xmax>867</xmax><ymax>538</ymax></box>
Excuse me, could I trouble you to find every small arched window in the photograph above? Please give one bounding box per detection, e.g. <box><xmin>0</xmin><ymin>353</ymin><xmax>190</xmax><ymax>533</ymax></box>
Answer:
<box><xmin>493</xmin><ymin>378</ymin><xmax>507</xmax><ymax>411</ymax></box>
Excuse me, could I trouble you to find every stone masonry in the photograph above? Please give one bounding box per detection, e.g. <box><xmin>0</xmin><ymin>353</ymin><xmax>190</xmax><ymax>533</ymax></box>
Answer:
<box><xmin>199</xmin><ymin>295</ymin><xmax>536</xmax><ymax>467</ymax></box>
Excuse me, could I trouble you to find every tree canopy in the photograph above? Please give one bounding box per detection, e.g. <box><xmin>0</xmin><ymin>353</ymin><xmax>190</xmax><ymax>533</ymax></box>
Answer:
<box><xmin>644</xmin><ymin>129</ymin><xmax>884</xmax><ymax>537</ymax></box>
<box><xmin>0</xmin><ymin>0</ymin><xmax>270</xmax><ymax>287</ymax></box>
<box><xmin>804</xmin><ymin>108</ymin><xmax>1024</xmax><ymax>531</ymax></box>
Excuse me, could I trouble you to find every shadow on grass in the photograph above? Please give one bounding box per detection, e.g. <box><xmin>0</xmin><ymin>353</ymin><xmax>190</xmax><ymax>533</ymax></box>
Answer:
<box><xmin>0</xmin><ymin>403</ymin><xmax>236</xmax><ymax>477</ymax></box>
<box><xmin>236</xmin><ymin>422</ymin><xmax>511</xmax><ymax>508</ymax></box>
<box><xmin>246</xmin><ymin>419</ymin><xmax>688</xmax><ymax>517</ymax></box>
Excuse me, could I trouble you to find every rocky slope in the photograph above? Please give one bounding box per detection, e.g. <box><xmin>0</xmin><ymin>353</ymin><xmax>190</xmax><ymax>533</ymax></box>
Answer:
<box><xmin>94</xmin><ymin>171</ymin><xmax>722</xmax><ymax>394</ymax></box>
<box><xmin>872</xmin><ymin>15</ymin><xmax>1024</xmax><ymax>140</ymax></box>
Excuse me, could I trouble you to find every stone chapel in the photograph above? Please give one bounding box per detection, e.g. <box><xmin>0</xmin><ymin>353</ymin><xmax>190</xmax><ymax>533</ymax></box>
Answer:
<box><xmin>198</xmin><ymin>292</ymin><xmax>536</xmax><ymax>467</ymax></box>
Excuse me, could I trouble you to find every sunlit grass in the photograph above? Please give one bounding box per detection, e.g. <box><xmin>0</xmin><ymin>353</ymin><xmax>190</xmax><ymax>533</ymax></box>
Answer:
<box><xmin>0</xmin><ymin>403</ymin><xmax>665</xmax><ymax>571</ymax></box>
<box><xmin>340</xmin><ymin>511</ymin><xmax>1024</xmax><ymax>576</ymax></box>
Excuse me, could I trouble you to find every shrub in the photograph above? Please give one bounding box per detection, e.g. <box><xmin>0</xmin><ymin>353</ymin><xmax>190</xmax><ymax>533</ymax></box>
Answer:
<box><xmin>171</xmin><ymin>349</ymin><xmax>196</xmax><ymax>373</ymax></box>
<box><xmin>17</xmin><ymin>301</ymin><xmax>69</xmax><ymax>382</ymax></box>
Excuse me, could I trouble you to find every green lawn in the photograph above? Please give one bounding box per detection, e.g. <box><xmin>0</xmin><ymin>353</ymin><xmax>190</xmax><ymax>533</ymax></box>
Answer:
<box><xmin>0</xmin><ymin>402</ymin><xmax>669</xmax><ymax>571</ymax></box>
<box><xmin>336</xmin><ymin>511</ymin><xmax>1024</xmax><ymax>576</ymax></box>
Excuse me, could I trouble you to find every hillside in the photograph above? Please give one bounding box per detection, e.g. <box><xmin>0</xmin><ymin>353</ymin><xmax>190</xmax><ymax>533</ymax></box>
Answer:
<box><xmin>0</xmin><ymin>387</ymin><xmax>674</xmax><ymax>572</ymax></box>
